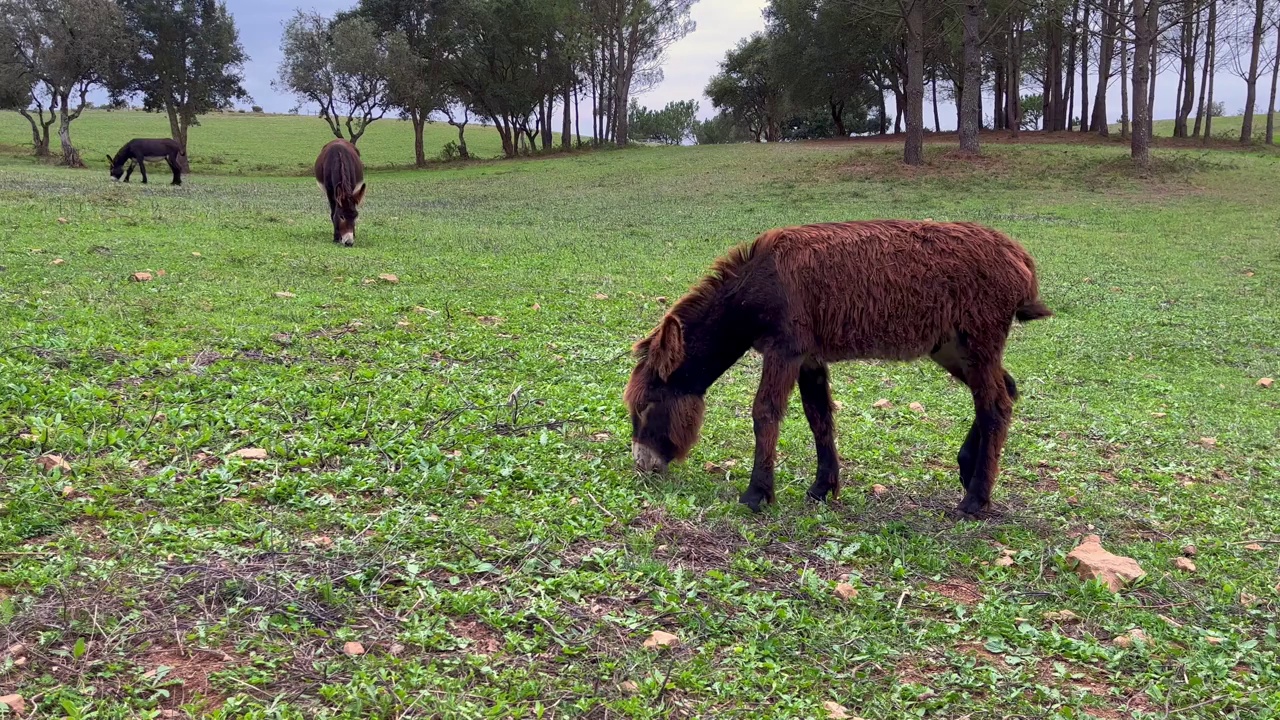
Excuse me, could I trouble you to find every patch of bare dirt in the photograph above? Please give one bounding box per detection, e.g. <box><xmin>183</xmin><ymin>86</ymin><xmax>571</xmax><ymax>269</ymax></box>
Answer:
<box><xmin>925</xmin><ymin>580</ymin><xmax>984</xmax><ymax>605</ymax></box>
<box><xmin>451</xmin><ymin>618</ymin><xmax>503</xmax><ymax>655</ymax></box>
<box><xmin>142</xmin><ymin>647</ymin><xmax>232</xmax><ymax>708</ymax></box>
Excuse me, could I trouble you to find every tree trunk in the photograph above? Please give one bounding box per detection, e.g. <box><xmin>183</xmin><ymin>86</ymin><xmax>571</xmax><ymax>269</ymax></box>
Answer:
<box><xmin>1193</xmin><ymin>0</ymin><xmax>1212</xmax><ymax>137</ymax></box>
<box><xmin>959</xmin><ymin>0</ymin><xmax>983</xmax><ymax>152</ymax></box>
<box><xmin>1006</xmin><ymin>18</ymin><xmax>1023</xmax><ymax>136</ymax></box>
<box><xmin>412</xmin><ymin>111</ymin><xmax>426</xmax><ymax>167</ymax></box>
<box><xmin>1174</xmin><ymin>0</ymin><xmax>1198</xmax><ymax>137</ymax></box>
<box><xmin>562</xmin><ymin>86</ymin><xmax>573</xmax><ymax>150</ymax></box>
<box><xmin>18</xmin><ymin>108</ymin><xmax>52</xmax><ymax>156</ymax></box>
<box><xmin>878</xmin><ymin>91</ymin><xmax>888</xmax><ymax>134</ymax></box>
<box><xmin>1203</xmin><ymin>15</ymin><xmax>1216</xmax><ymax>142</ymax></box>
<box><xmin>1064</xmin><ymin>0</ymin><xmax>1078</xmax><ymax>130</ymax></box>
<box><xmin>993</xmin><ymin>61</ymin><xmax>1005</xmax><ymax>130</ymax></box>
<box><xmin>831</xmin><ymin>99</ymin><xmax>847</xmax><ymax>136</ymax></box>
<box><xmin>1079</xmin><ymin>0</ymin><xmax>1090</xmax><ymax>131</ymax></box>
<box><xmin>56</xmin><ymin>94</ymin><xmax>83</xmax><ymax>168</ymax></box>
<box><xmin>1267</xmin><ymin>22</ymin><xmax>1279</xmax><ymax>145</ymax></box>
<box><xmin>1120</xmin><ymin>10</ymin><xmax>1130</xmax><ymax>140</ymax></box>
<box><xmin>574</xmin><ymin>83</ymin><xmax>582</xmax><ymax>147</ymax></box>
<box><xmin>903</xmin><ymin>0</ymin><xmax>925</xmax><ymax>164</ymax></box>
<box><xmin>1146</xmin><ymin>39</ymin><xmax>1156</xmax><ymax>139</ymax></box>
<box><xmin>1239</xmin><ymin>0</ymin><xmax>1264</xmax><ymax>143</ymax></box>
<box><xmin>1092</xmin><ymin>0</ymin><xmax>1117</xmax><ymax>135</ymax></box>
<box><xmin>931</xmin><ymin>74</ymin><xmax>941</xmax><ymax>132</ymax></box>
<box><xmin>542</xmin><ymin>97</ymin><xmax>554</xmax><ymax>150</ymax></box>
<box><xmin>1130</xmin><ymin>0</ymin><xmax>1157</xmax><ymax>166</ymax></box>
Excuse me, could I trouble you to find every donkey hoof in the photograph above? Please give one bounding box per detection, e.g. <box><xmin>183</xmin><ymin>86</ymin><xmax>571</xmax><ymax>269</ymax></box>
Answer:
<box><xmin>954</xmin><ymin>496</ymin><xmax>989</xmax><ymax>518</ymax></box>
<box><xmin>738</xmin><ymin>488</ymin><xmax>770</xmax><ymax>513</ymax></box>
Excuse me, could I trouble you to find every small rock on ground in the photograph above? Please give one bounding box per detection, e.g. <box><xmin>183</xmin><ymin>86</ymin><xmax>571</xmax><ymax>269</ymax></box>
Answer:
<box><xmin>822</xmin><ymin>700</ymin><xmax>851</xmax><ymax>719</ymax></box>
<box><xmin>0</xmin><ymin>694</ymin><xmax>25</xmax><ymax>715</ymax></box>
<box><xmin>1043</xmin><ymin>610</ymin><xmax>1080</xmax><ymax>623</ymax></box>
<box><xmin>1181</xmin><ymin>544</ymin><xmax>1197</xmax><ymax>556</ymax></box>
<box><xmin>1113</xmin><ymin>628</ymin><xmax>1147</xmax><ymax>648</ymax></box>
<box><xmin>642</xmin><ymin>630</ymin><xmax>679</xmax><ymax>649</ymax></box>
<box><xmin>229</xmin><ymin>447</ymin><xmax>268</xmax><ymax>460</ymax></box>
<box><xmin>342</xmin><ymin>641</ymin><xmax>365</xmax><ymax>656</ymax></box>
<box><xmin>1172</xmin><ymin>557</ymin><xmax>1196</xmax><ymax>573</ymax></box>
<box><xmin>1065</xmin><ymin>535</ymin><xmax>1146</xmax><ymax>592</ymax></box>
<box><xmin>834</xmin><ymin>583</ymin><xmax>858</xmax><ymax>601</ymax></box>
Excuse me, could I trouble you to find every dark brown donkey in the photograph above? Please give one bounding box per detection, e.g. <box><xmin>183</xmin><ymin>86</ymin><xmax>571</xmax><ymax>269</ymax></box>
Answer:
<box><xmin>314</xmin><ymin>139</ymin><xmax>367</xmax><ymax>246</ymax></box>
<box><xmin>625</xmin><ymin>220</ymin><xmax>1052</xmax><ymax>516</ymax></box>
<box><xmin>107</xmin><ymin>138</ymin><xmax>186</xmax><ymax>185</ymax></box>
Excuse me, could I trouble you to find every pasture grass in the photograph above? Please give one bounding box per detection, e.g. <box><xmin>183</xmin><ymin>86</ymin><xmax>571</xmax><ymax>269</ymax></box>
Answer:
<box><xmin>1</xmin><ymin>131</ymin><xmax>1279</xmax><ymax>719</ymax></box>
<box><xmin>0</xmin><ymin>109</ymin><xmax>508</xmax><ymax>174</ymax></box>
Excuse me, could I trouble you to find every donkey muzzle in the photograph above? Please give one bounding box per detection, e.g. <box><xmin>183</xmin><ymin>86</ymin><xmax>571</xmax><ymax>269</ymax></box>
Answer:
<box><xmin>632</xmin><ymin>441</ymin><xmax>668</xmax><ymax>474</ymax></box>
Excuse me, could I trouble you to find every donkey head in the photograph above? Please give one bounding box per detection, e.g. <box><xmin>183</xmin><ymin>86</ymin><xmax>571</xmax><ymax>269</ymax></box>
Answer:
<box><xmin>107</xmin><ymin>155</ymin><xmax>123</xmax><ymax>181</ymax></box>
<box><xmin>332</xmin><ymin>183</ymin><xmax>367</xmax><ymax>246</ymax></box>
<box><xmin>625</xmin><ymin>314</ymin><xmax>705</xmax><ymax>474</ymax></box>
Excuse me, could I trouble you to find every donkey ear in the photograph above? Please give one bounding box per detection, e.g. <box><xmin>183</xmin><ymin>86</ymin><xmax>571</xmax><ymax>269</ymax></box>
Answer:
<box><xmin>105</xmin><ymin>155</ymin><xmax>113</xmax><ymax>165</ymax></box>
<box><xmin>647</xmin><ymin>315</ymin><xmax>685</xmax><ymax>381</ymax></box>
<box><xmin>352</xmin><ymin>183</ymin><xmax>366</xmax><ymax>206</ymax></box>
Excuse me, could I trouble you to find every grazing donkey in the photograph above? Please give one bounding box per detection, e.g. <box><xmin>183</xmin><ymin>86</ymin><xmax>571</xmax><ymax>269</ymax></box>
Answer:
<box><xmin>107</xmin><ymin>138</ymin><xmax>186</xmax><ymax>185</ymax></box>
<box><xmin>314</xmin><ymin>139</ymin><xmax>366</xmax><ymax>246</ymax></box>
<box><xmin>625</xmin><ymin>220</ymin><xmax>1052</xmax><ymax>517</ymax></box>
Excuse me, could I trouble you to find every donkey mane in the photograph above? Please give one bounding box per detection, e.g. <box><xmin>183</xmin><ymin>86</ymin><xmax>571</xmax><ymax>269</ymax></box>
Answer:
<box><xmin>633</xmin><ymin>232</ymin><xmax>776</xmax><ymax>361</ymax></box>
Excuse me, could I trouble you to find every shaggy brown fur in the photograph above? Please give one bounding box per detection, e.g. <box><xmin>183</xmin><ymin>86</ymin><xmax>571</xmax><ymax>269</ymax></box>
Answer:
<box><xmin>314</xmin><ymin>139</ymin><xmax>367</xmax><ymax>246</ymax></box>
<box><xmin>625</xmin><ymin>220</ymin><xmax>1052</xmax><ymax>516</ymax></box>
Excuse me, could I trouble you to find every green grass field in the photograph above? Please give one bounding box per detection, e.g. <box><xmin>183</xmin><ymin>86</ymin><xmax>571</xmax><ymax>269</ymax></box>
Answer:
<box><xmin>0</xmin><ymin>109</ymin><xmax>508</xmax><ymax>174</ymax></box>
<box><xmin>1</xmin><ymin>111</ymin><xmax>1279</xmax><ymax>719</ymax></box>
<box><xmin>1140</xmin><ymin>114</ymin><xmax>1274</xmax><ymax>141</ymax></box>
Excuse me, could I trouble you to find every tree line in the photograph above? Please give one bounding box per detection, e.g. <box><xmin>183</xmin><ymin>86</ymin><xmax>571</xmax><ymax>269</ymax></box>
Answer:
<box><xmin>1</xmin><ymin>0</ymin><xmax>248</xmax><ymax>166</ymax></box>
<box><xmin>274</xmin><ymin>0</ymin><xmax>698</xmax><ymax>164</ymax></box>
<box><xmin>701</xmin><ymin>0</ymin><xmax>1278</xmax><ymax>167</ymax></box>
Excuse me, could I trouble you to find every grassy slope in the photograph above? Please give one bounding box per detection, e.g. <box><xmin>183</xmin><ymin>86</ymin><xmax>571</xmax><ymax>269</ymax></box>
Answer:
<box><xmin>0</xmin><ymin>132</ymin><xmax>1278</xmax><ymax>719</ymax></box>
<box><xmin>1133</xmin><ymin>114</ymin><xmax>1274</xmax><ymax>140</ymax></box>
<box><xmin>0</xmin><ymin>109</ymin><xmax>508</xmax><ymax>173</ymax></box>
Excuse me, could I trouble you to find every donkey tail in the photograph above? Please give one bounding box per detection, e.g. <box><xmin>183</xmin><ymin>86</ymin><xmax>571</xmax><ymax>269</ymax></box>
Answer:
<box><xmin>1015</xmin><ymin>299</ymin><xmax>1053</xmax><ymax>323</ymax></box>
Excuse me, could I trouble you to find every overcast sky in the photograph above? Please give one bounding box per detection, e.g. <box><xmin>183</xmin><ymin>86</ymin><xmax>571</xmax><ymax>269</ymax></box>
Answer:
<box><xmin>231</xmin><ymin>0</ymin><xmax>1259</xmax><ymax>131</ymax></box>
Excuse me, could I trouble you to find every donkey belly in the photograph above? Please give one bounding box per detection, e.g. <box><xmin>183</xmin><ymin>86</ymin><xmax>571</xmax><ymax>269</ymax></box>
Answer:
<box><xmin>142</xmin><ymin>156</ymin><xmax>170</xmax><ymax>162</ymax></box>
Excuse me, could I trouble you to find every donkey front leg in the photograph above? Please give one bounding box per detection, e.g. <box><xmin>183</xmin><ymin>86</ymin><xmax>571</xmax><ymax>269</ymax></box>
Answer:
<box><xmin>138</xmin><ymin>160</ymin><xmax>149</xmax><ymax>184</ymax></box>
<box><xmin>740</xmin><ymin>354</ymin><xmax>801</xmax><ymax>512</ymax></box>
<box><xmin>123</xmin><ymin>159</ymin><xmax>135</xmax><ymax>182</ymax></box>
<box><xmin>798</xmin><ymin>359</ymin><xmax>841</xmax><ymax>503</ymax></box>
<box><xmin>168</xmin><ymin>155</ymin><xmax>182</xmax><ymax>185</ymax></box>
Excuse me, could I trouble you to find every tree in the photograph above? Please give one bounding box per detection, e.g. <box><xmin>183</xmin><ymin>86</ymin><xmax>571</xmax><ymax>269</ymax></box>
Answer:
<box><xmin>0</xmin><ymin>43</ymin><xmax>52</xmax><ymax>155</ymax></box>
<box><xmin>1232</xmin><ymin>0</ymin><xmax>1267</xmax><ymax>142</ymax></box>
<box><xmin>1</xmin><ymin>0</ymin><xmax>131</xmax><ymax>166</ymax></box>
<box><xmin>1267</xmin><ymin>19</ymin><xmax>1278</xmax><ymax>144</ymax></box>
<box><xmin>446</xmin><ymin>0</ymin><xmax>572</xmax><ymax>158</ymax></box>
<box><xmin>347</xmin><ymin>0</ymin><xmax>453</xmax><ymax>165</ymax></box>
<box><xmin>693</xmin><ymin>111</ymin><xmax>749</xmax><ymax>144</ymax></box>
<box><xmin>385</xmin><ymin>32</ymin><xmax>445</xmax><ymax>166</ymax></box>
<box><xmin>706</xmin><ymin>34</ymin><xmax>788</xmax><ymax>142</ymax></box>
<box><xmin>581</xmin><ymin>0</ymin><xmax>698</xmax><ymax>147</ymax></box>
<box><xmin>1020</xmin><ymin>92</ymin><xmax>1044</xmax><ymax>128</ymax></box>
<box><xmin>275</xmin><ymin>12</ymin><xmax>396</xmax><ymax>144</ymax></box>
<box><xmin>115</xmin><ymin>0</ymin><xmax>248</xmax><ymax>152</ymax></box>
<box><xmin>628</xmin><ymin>98</ymin><xmax>699</xmax><ymax>144</ymax></box>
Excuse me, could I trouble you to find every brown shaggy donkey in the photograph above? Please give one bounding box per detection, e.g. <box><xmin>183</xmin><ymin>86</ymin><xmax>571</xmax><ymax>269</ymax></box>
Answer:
<box><xmin>314</xmin><ymin>139</ymin><xmax>366</xmax><ymax>246</ymax></box>
<box><xmin>625</xmin><ymin>220</ymin><xmax>1052</xmax><ymax>516</ymax></box>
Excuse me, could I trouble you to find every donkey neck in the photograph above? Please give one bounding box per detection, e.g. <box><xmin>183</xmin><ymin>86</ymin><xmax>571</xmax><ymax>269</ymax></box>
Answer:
<box><xmin>668</xmin><ymin>282</ymin><xmax>764</xmax><ymax>396</ymax></box>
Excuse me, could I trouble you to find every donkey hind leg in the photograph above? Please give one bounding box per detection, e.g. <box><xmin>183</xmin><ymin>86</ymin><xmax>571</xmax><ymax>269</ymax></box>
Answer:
<box><xmin>957</xmin><ymin>361</ymin><xmax>1015</xmax><ymax>516</ymax></box>
<box><xmin>798</xmin><ymin>358</ymin><xmax>840</xmax><ymax>503</ymax></box>
<box><xmin>740</xmin><ymin>354</ymin><xmax>801</xmax><ymax>512</ymax></box>
<box><xmin>930</xmin><ymin>336</ymin><xmax>980</xmax><ymax>492</ymax></box>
